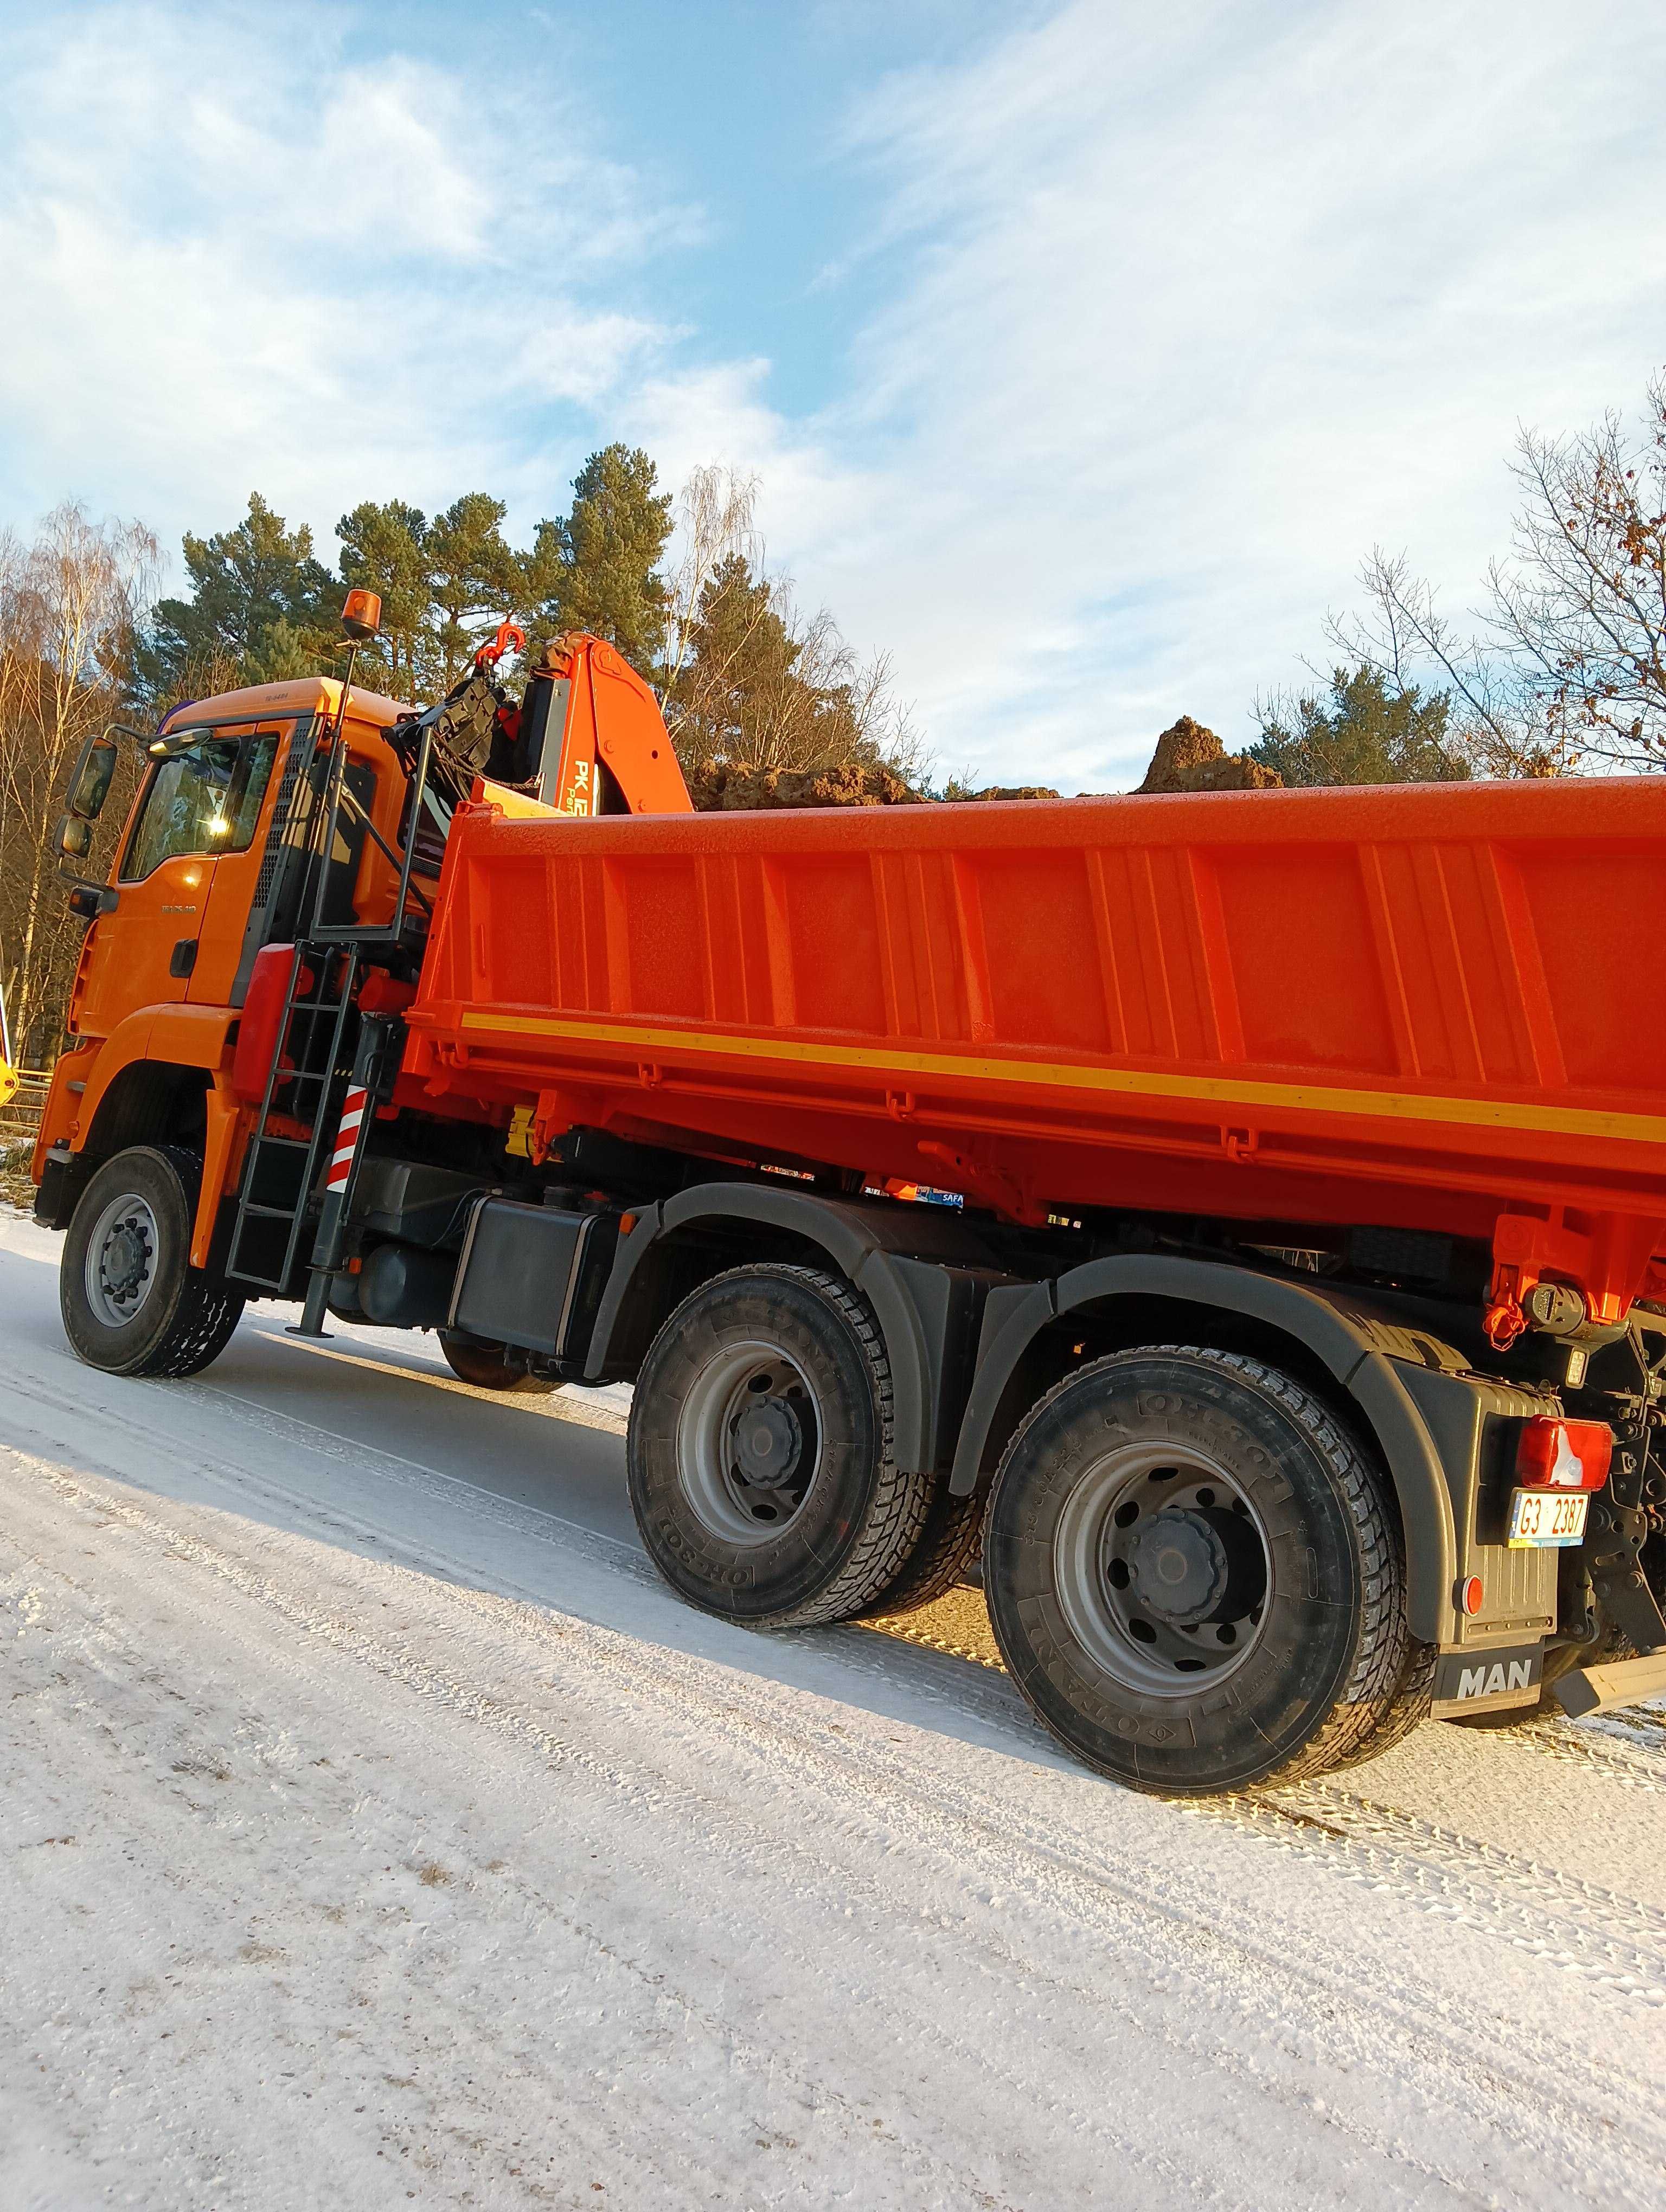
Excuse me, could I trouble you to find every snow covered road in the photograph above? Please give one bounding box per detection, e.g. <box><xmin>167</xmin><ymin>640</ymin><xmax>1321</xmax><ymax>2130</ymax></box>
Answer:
<box><xmin>1</xmin><ymin>1214</ymin><xmax>1662</xmax><ymax>2210</ymax></box>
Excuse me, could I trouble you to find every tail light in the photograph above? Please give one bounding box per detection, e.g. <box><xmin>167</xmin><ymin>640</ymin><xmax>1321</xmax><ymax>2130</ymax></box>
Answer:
<box><xmin>1515</xmin><ymin>1417</ymin><xmax>1611</xmax><ymax>1491</ymax></box>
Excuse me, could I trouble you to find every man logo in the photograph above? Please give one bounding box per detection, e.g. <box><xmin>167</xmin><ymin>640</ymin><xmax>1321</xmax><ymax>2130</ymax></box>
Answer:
<box><xmin>1457</xmin><ymin>1658</ymin><xmax>1534</xmax><ymax>1699</ymax></box>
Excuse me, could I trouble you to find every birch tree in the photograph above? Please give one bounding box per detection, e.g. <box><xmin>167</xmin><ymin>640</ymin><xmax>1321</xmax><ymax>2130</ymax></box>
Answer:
<box><xmin>0</xmin><ymin>504</ymin><xmax>157</xmax><ymax>1060</ymax></box>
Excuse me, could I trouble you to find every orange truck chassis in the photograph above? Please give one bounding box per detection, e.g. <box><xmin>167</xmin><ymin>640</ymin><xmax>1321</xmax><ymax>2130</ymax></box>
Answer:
<box><xmin>30</xmin><ymin>608</ymin><xmax>1666</xmax><ymax>1793</ymax></box>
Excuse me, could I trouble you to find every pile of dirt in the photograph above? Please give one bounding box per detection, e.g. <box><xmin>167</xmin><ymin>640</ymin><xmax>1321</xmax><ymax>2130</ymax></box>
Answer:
<box><xmin>685</xmin><ymin>759</ymin><xmax>924</xmax><ymax>811</ymax></box>
<box><xmin>953</xmin><ymin>785</ymin><xmax>1061</xmax><ymax>802</ymax></box>
<box><xmin>1137</xmin><ymin>715</ymin><xmax>1282</xmax><ymax>794</ymax></box>
<box><xmin>683</xmin><ymin>718</ymin><xmax>1279</xmax><ymax>813</ymax></box>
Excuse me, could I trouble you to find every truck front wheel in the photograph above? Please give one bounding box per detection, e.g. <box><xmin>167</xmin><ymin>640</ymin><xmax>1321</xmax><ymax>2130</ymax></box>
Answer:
<box><xmin>627</xmin><ymin>1265</ymin><xmax>932</xmax><ymax>1628</ymax></box>
<box><xmin>61</xmin><ymin>1146</ymin><xmax>245</xmax><ymax>1379</ymax></box>
<box><xmin>984</xmin><ymin>1347</ymin><xmax>1413</xmax><ymax>1796</ymax></box>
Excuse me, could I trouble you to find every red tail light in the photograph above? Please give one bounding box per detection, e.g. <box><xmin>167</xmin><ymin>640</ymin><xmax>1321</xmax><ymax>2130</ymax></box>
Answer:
<box><xmin>1515</xmin><ymin>1417</ymin><xmax>1611</xmax><ymax>1491</ymax></box>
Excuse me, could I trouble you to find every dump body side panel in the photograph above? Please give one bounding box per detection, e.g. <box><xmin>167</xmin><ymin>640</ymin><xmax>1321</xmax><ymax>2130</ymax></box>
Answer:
<box><xmin>404</xmin><ymin>781</ymin><xmax>1666</xmax><ymax>1304</ymax></box>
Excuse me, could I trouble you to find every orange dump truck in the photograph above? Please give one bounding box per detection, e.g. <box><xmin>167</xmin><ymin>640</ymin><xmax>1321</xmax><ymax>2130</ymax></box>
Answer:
<box><xmin>31</xmin><ymin>604</ymin><xmax>1666</xmax><ymax>1793</ymax></box>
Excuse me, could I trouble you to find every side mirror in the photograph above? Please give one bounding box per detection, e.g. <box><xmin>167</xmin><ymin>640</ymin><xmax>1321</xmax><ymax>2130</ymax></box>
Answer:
<box><xmin>59</xmin><ymin>815</ymin><xmax>93</xmax><ymax>860</ymax></box>
<box><xmin>66</xmin><ymin>734</ymin><xmax>119</xmax><ymax>821</ymax></box>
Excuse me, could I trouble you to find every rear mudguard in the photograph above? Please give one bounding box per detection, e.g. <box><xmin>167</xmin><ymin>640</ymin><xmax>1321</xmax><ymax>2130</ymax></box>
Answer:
<box><xmin>946</xmin><ymin>1253</ymin><xmax>1468</xmax><ymax>1644</ymax></box>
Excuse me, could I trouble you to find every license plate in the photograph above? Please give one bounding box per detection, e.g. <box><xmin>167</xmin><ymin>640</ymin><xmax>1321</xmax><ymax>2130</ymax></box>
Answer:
<box><xmin>1508</xmin><ymin>1488</ymin><xmax>1588</xmax><ymax>1547</ymax></box>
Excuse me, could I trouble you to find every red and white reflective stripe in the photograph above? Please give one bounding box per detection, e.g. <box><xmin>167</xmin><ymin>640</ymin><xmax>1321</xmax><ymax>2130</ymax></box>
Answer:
<box><xmin>326</xmin><ymin>1085</ymin><xmax>369</xmax><ymax>1191</ymax></box>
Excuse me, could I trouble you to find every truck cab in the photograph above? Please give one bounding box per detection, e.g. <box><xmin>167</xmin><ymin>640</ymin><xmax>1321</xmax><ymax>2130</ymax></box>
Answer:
<box><xmin>36</xmin><ymin>676</ymin><xmax>411</xmax><ymax>1245</ymax></box>
<box><xmin>33</xmin><ymin>632</ymin><xmax>689</xmax><ymax>1279</ymax></box>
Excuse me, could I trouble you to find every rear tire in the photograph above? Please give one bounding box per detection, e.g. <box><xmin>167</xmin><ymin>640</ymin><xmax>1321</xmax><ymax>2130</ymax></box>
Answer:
<box><xmin>627</xmin><ymin>1265</ymin><xmax>932</xmax><ymax>1628</ymax></box>
<box><xmin>855</xmin><ymin>1479</ymin><xmax>984</xmax><ymax>1618</ymax></box>
<box><xmin>1322</xmin><ymin>1635</ymin><xmax>1435</xmax><ymax>1769</ymax></box>
<box><xmin>61</xmin><ymin>1145</ymin><xmax>245</xmax><ymax>1379</ymax></box>
<box><xmin>439</xmin><ymin>1333</ymin><xmax>556</xmax><ymax>1393</ymax></box>
<box><xmin>984</xmin><ymin>1347</ymin><xmax>1412</xmax><ymax>1796</ymax></box>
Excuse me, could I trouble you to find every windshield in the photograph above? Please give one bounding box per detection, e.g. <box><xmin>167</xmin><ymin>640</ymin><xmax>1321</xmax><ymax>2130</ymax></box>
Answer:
<box><xmin>121</xmin><ymin>726</ymin><xmax>280</xmax><ymax>882</ymax></box>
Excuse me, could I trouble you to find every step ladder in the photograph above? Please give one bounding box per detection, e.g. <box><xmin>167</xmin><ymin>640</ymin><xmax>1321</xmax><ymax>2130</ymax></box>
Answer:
<box><xmin>221</xmin><ymin>665</ymin><xmax>465</xmax><ymax>1305</ymax></box>
<box><xmin>225</xmin><ymin>946</ymin><xmax>362</xmax><ymax>1295</ymax></box>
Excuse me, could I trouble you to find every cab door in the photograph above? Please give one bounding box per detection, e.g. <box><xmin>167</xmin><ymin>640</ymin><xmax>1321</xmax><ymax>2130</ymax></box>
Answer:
<box><xmin>73</xmin><ymin>723</ymin><xmax>280</xmax><ymax>1038</ymax></box>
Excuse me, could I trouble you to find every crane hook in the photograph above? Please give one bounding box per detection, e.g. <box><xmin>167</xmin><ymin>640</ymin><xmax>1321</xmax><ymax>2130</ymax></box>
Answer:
<box><xmin>475</xmin><ymin>621</ymin><xmax>527</xmax><ymax>671</ymax></box>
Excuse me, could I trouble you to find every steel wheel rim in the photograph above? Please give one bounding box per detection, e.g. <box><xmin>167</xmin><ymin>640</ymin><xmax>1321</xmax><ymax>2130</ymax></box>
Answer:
<box><xmin>84</xmin><ymin>1191</ymin><xmax>162</xmax><ymax>1328</ymax></box>
<box><xmin>677</xmin><ymin>1338</ymin><xmax>822</xmax><ymax>1546</ymax></box>
<box><xmin>1052</xmin><ymin>1440</ymin><xmax>1272</xmax><ymax>1697</ymax></box>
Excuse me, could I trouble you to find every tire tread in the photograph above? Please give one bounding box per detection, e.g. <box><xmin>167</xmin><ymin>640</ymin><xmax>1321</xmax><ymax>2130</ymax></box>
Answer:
<box><xmin>760</xmin><ymin>1266</ymin><xmax>932</xmax><ymax>1627</ymax></box>
<box><xmin>130</xmin><ymin>1148</ymin><xmax>245</xmax><ymax>1378</ymax></box>
<box><xmin>987</xmin><ymin>1344</ymin><xmax>1415</xmax><ymax>1791</ymax></box>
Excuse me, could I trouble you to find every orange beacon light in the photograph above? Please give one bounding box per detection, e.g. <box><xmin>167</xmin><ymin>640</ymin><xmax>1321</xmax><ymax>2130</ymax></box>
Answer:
<box><xmin>341</xmin><ymin>590</ymin><xmax>382</xmax><ymax>641</ymax></box>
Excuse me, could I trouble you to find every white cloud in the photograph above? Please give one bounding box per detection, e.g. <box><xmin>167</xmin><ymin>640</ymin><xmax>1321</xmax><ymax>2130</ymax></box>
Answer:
<box><xmin>0</xmin><ymin>2</ymin><xmax>690</xmax><ymax>555</ymax></box>
<box><xmin>640</xmin><ymin>1</ymin><xmax>1666</xmax><ymax>786</ymax></box>
<box><xmin>4</xmin><ymin>1</ymin><xmax>1663</xmax><ymax>789</ymax></box>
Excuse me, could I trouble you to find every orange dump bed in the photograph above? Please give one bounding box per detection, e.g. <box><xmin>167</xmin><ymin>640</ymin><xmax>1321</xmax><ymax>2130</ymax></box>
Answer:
<box><xmin>403</xmin><ymin>777</ymin><xmax>1666</xmax><ymax>1320</ymax></box>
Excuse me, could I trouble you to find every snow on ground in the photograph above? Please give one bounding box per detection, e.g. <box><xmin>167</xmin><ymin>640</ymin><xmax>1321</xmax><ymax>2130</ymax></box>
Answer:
<box><xmin>0</xmin><ymin>1211</ymin><xmax>1662</xmax><ymax>2211</ymax></box>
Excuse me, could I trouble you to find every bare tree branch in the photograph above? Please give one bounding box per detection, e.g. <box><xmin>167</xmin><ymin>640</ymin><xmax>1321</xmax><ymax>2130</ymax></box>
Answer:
<box><xmin>0</xmin><ymin>504</ymin><xmax>157</xmax><ymax>1060</ymax></box>
<box><xmin>1327</xmin><ymin>372</ymin><xmax>1666</xmax><ymax>778</ymax></box>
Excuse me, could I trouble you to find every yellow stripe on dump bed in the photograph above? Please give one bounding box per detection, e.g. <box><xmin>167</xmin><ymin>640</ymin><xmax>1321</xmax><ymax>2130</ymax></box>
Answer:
<box><xmin>454</xmin><ymin>1009</ymin><xmax>1666</xmax><ymax>1150</ymax></box>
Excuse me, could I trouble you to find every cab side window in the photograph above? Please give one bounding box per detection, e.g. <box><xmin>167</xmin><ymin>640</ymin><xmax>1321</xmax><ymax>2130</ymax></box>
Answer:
<box><xmin>121</xmin><ymin>730</ymin><xmax>279</xmax><ymax>883</ymax></box>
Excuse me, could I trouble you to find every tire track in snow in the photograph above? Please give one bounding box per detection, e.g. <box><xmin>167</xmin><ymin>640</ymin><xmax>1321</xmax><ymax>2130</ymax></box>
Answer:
<box><xmin>1479</xmin><ymin>1715</ymin><xmax>1666</xmax><ymax>1794</ymax></box>
<box><xmin>0</xmin><ymin>1457</ymin><xmax>1437</xmax><ymax>2212</ymax></box>
<box><xmin>5</xmin><ymin>1362</ymin><xmax>1666</xmax><ymax>2204</ymax></box>
<box><xmin>11</xmin><ymin>1347</ymin><xmax>1666</xmax><ymax>2022</ymax></box>
<box><xmin>1194</xmin><ymin>1787</ymin><xmax>1666</xmax><ymax>2004</ymax></box>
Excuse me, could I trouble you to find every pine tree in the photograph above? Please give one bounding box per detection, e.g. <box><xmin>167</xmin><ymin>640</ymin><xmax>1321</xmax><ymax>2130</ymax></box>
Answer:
<box><xmin>522</xmin><ymin>446</ymin><xmax>672</xmax><ymax>676</ymax></box>
<box><xmin>674</xmin><ymin>552</ymin><xmax>802</xmax><ymax>760</ymax></box>
<box><xmin>137</xmin><ymin>493</ymin><xmax>335</xmax><ymax>702</ymax></box>
<box><xmin>667</xmin><ymin>553</ymin><xmax>887</xmax><ymax>777</ymax></box>
<box><xmin>1250</xmin><ymin>664</ymin><xmax>1469</xmax><ymax>786</ymax></box>
<box><xmin>336</xmin><ymin>500</ymin><xmax>432</xmax><ymax>699</ymax></box>
<box><xmin>424</xmin><ymin>494</ymin><xmax>523</xmax><ymax>686</ymax></box>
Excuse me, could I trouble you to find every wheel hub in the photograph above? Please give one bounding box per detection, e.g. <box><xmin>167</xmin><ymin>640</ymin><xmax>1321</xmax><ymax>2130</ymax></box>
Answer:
<box><xmin>676</xmin><ymin>1341</ymin><xmax>823</xmax><ymax>1545</ymax></box>
<box><xmin>1052</xmin><ymin>1442</ymin><xmax>1274</xmax><ymax>1697</ymax></box>
<box><xmin>1128</xmin><ymin>1507</ymin><xmax>1227</xmax><ymax>1625</ymax></box>
<box><xmin>84</xmin><ymin>1191</ymin><xmax>162</xmax><ymax>1327</ymax></box>
<box><xmin>732</xmin><ymin>1397</ymin><xmax>803</xmax><ymax>1488</ymax></box>
<box><xmin>102</xmin><ymin>1222</ymin><xmax>151</xmax><ymax>1302</ymax></box>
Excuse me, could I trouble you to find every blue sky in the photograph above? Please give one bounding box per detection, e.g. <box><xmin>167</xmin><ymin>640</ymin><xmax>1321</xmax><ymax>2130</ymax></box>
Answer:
<box><xmin>2</xmin><ymin>1</ymin><xmax>1663</xmax><ymax>787</ymax></box>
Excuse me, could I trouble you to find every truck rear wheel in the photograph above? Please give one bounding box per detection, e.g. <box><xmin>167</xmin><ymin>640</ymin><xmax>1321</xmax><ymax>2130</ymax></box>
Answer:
<box><xmin>1322</xmin><ymin>1635</ymin><xmax>1434</xmax><ymax>1768</ymax></box>
<box><xmin>855</xmin><ymin>1480</ymin><xmax>984</xmax><ymax>1618</ymax></box>
<box><xmin>983</xmin><ymin>1347</ymin><xmax>1411</xmax><ymax>1796</ymax></box>
<box><xmin>61</xmin><ymin>1145</ymin><xmax>245</xmax><ymax>1379</ymax></box>
<box><xmin>626</xmin><ymin>1265</ymin><xmax>932</xmax><ymax>1628</ymax></box>
<box><xmin>439</xmin><ymin>1333</ymin><xmax>556</xmax><ymax>1393</ymax></box>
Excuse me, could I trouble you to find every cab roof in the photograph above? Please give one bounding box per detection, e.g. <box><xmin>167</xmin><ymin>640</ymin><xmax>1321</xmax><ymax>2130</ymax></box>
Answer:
<box><xmin>159</xmin><ymin>674</ymin><xmax>414</xmax><ymax>732</ymax></box>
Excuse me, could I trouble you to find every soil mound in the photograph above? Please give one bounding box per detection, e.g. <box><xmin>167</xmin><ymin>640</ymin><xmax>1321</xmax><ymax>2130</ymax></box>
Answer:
<box><xmin>1138</xmin><ymin>716</ymin><xmax>1281</xmax><ymax>793</ymax></box>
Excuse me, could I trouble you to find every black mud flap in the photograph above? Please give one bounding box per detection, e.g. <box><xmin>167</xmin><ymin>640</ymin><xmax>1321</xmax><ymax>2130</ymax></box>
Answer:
<box><xmin>1430</xmin><ymin>1644</ymin><xmax>1543</xmax><ymax>1719</ymax></box>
